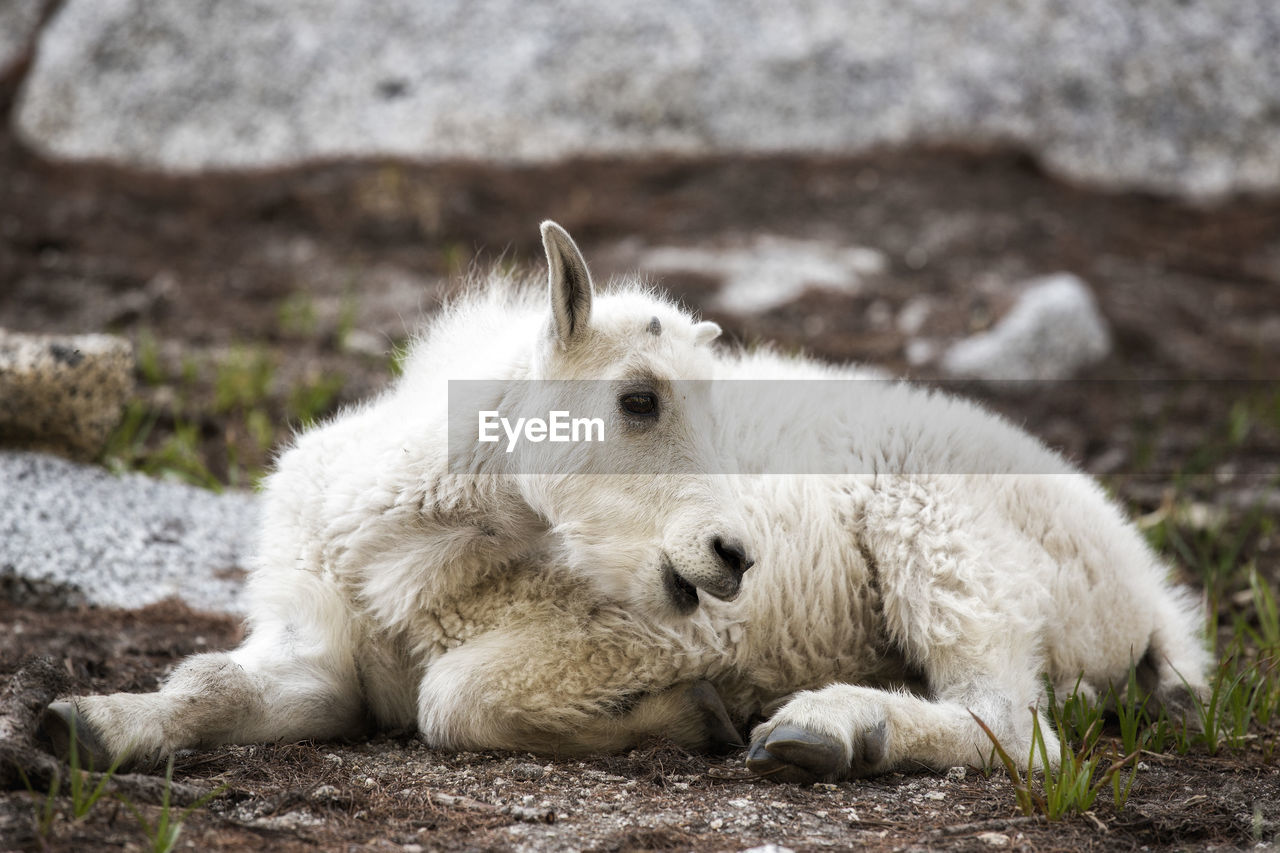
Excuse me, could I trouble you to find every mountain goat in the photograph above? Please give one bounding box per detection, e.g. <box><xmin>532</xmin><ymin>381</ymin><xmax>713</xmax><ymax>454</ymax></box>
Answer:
<box><xmin>44</xmin><ymin>223</ymin><xmax>1209</xmax><ymax>784</ymax></box>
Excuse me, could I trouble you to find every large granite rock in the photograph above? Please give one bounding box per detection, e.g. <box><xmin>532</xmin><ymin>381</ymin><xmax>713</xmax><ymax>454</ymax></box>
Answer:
<box><xmin>14</xmin><ymin>0</ymin><xmax>1280</xmax><ymax>197</ymax></box>
<box><xmin>0</xmin><ymin>330</ymin><xmax>133</xmax><ymax>461</ymax></box>
<box><xmin>0</xmin><ymin>452</ymin><xmax>255</xmax><ymax>614</ymax></box>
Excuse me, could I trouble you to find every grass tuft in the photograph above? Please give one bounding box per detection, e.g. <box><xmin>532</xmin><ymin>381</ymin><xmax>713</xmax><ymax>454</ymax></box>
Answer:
<box><xmin>25</xmin><ymin>720</ymin><xmax>226</xmax><ymax>850</ymax></box>
<box><xmin>977</xmin><ymin>639</ymin><xmax>1280</xmax><ymax>824</ymax></box>
<box><xmin>17</xmin><ymin>764</ymin><xmax>60</xmax><ymax>843</ymax></box>
<box><xmin>19</xmin><ymin>715</ymin><xmax>127</xmax><ymax>843</ymax></box>
<box><xmin>213</xmin><ymin>346</ymin><xmax>275</xmax><ymax>415</ymax></box>
<box><xmin>120</xmin><ymin>756</ymin><xmax>225</xmax><ymax>853</ymax></box>
<box><xmin>972</xmin><ymin>704</ymin><xmax>1139</xmax><ymax>821</ymax></box>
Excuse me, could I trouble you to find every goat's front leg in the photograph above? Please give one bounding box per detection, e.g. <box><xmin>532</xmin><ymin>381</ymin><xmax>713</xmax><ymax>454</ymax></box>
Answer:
<box><xmin>748</xmin><ymin>482</ymin><xmax>1056</xmax><ymax>782</ymax></box>
<box><xmin>420</xmin><ymin>671</ymin><xmax>741</xmax><ymax>757</ymax></box>
<box><xmin>42</xmin><ymin>623</ymin><xmax>366</xmax><ymax>771</ymax></box>
<box><xmin>415</xmin><ymin>624</ymin><xmax>738</xmax><ymax>756</ymax></box>
<box><xmin>745</xmin><ymin>673</ymin><xmax>1051</xmax><ymax>783</ymax></box>
<box><xmin>744</xmin><ymin>598</ymin><xmax>1054</xmax><ymax>782</ymax></box>
<box><xmin>745</xmin><ymin>598</ymin><xmax>1053</xmax><ymax>782</ymax></box>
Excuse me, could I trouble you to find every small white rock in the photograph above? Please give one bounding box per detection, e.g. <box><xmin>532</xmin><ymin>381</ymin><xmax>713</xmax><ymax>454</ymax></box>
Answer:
<box><xmin>897</xmin><ymin>297</ymin><xmax>932</xmax><ymax>336</ymax></box>
<box><xmin>941</xmin><ymin>273</ymin><xmax>1111</xmax><ymax>382</ymax></box>
<box><xmin>309</xmin><ymin>784</ymin><xmax>342</xmax><ymax>803</ymax></box>
<box><xmin>905</xmin><ymin>338</ymin><xmax>936</xmax><ymax>367</ymax></box>
<box><xmin>978</xmin><ymin>831</ymin><xmax>1011</xmax><ymax>847</ymax></box>
<box><xmin>342</xmin><ymin>328</ymin><xmax>389</xmax><ymax>358</ymax></box>
<box><xmin>248</xmin><ymin>809</ymin><xmax>325</xmax><ymax>831</ymax></box>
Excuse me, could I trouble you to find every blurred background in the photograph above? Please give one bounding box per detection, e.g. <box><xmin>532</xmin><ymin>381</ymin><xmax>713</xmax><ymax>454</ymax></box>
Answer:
<box><xmin>1</xmin><ymin>0</ymin><xmax>1277</xmax><ymax>598</ymax></box>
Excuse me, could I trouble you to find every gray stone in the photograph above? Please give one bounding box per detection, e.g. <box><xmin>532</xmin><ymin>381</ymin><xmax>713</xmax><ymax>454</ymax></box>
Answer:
<box><xmin>308</xmin><ymin>785</ymin><xmax>344</xmax><ymax>804</ymax></box>
<box><xmin>245</xmin><ymin>810</ymin><xmax>325</xmax><ymax>832</ymax></box>
<box><xmin>0</xmin><ymin>0</ymin><xmax>47</xmax><ymax>80</ymax></box>
<box><xmin>0</xmin><ymin>329</ymin><xmax>134</xmax><ymax>461</ymax></box>
<box><xmin>0</xmin><ymin>451</ymin><xmax>256</xmax><ymax>613</ymax></box>
<box><xmin>13</xmin><ymin>0</ymin><xmax>1280</xmax><ymax>197</ymax></box>
<box><xmin>510</xmin><ymin>763</ymin><xmax>547</xmax><ymax>781</ymax></box>
<box><xmin>941</xmin><ymin>274</ymin><xmax>1111</xmax><ymax>382</ymax></box>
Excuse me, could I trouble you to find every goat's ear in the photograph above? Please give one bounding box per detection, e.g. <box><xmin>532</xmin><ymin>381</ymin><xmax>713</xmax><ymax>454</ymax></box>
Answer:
<box><xmin>541</xmin><ymin>220</ymin><xmax>594</xmax><ymax>349</ymax></box>
<box><xmin>693</xmin><ymin>321</ymin><xmax>722</xmax><ymax>346</ymax></box>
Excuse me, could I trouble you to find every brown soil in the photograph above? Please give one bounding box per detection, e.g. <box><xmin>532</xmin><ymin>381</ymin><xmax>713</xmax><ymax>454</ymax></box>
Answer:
<box><xmin>3</xmin><ymin>59</ymin><xmax>1280</xmax><ymax>852</ymax></box>
<box><xmin>2</xmin><ymin>602</ymin><xmax>1278</xmax><ymax>852</ymax></box>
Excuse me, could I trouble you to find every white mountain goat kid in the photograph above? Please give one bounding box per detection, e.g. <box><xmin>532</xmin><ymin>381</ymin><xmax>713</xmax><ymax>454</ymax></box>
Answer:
<box><xmin>43</xmin><ymin>223</ymin><xmax>1209</xmax><ymax>784</ymax></box>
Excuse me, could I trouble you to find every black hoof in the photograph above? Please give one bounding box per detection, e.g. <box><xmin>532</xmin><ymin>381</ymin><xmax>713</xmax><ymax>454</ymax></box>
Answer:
<box><xmin>687</xmin><ymin>680</ymin><xmax>744</xmax><ymax>753</ymax></box>
<box><xmin>746</xmin><ymin>724</ymin><xmax>846</xmax><ymax>783</ymax></box>
<box><xmin>850</xmin><ymin>720</ymin><xmax>890</xmax><ymax>776</ymax></box>
<box><xmin>40</xmin><ymin>702</ymin><xmax>116</xmax><ymax>771</ymax></box>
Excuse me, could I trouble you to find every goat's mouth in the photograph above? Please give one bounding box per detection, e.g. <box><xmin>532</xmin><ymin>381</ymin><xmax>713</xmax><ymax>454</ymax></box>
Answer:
<box><xmin>662</xmin><ymin>559</ymin><xmax>700</xmax><ymax>613</ymax></box>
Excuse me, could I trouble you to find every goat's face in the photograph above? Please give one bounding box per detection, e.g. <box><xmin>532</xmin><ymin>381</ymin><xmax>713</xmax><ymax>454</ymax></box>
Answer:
<box><xmin>511</xmin><ymin>222</ymin><xmax>755</xmax><ymax>618</ymax></box>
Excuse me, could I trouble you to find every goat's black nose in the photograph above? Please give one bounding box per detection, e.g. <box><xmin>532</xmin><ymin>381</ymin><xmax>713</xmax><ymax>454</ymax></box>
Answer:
<box><xmin>712</xmin><ymin>537</ymin><xmax>754</xmax><ymax>579</ymax></box>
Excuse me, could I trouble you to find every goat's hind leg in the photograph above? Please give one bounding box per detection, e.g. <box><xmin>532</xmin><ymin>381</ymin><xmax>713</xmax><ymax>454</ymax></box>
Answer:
<box><xmin>42</xmin><ymin>635</ymin><xmax>365</xmax><ymax>771</ymax></box>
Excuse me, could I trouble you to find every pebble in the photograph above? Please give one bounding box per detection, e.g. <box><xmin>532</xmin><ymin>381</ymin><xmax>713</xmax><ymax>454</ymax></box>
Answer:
<box><xmin>510</xmin><ymin>762</ymin><xmax>546</xmax><ymax>781</ymax></box>
<box><xmin>309</xmin><ymin>784</ymin><xmax>342</xmax><ymax>803</ymax></box>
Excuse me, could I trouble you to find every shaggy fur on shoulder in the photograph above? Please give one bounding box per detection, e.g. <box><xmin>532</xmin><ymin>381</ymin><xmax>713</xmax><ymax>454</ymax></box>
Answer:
<box><xmin>45</xmin><ymin>223</ymin><xmax>1209</xmax><ymax>784</ymax></box>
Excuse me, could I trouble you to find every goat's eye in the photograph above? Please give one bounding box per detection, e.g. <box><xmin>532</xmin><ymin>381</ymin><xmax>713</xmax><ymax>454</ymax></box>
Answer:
<box><xmin>619</xmin><ymin>392</ymin><xmax>658</xmax><ymax>417</ymax></box>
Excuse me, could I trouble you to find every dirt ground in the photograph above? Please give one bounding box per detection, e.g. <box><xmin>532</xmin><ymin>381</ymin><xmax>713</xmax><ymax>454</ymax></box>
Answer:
<box><xmin>2</xmin><ymin>64</ymin><xmax>1280</xmax><ymax>850</ymax></box>
<box><xmin>2</xmin><ymin>602</ymin><xmax>1278</xmax><ymax>852</ymax></box>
